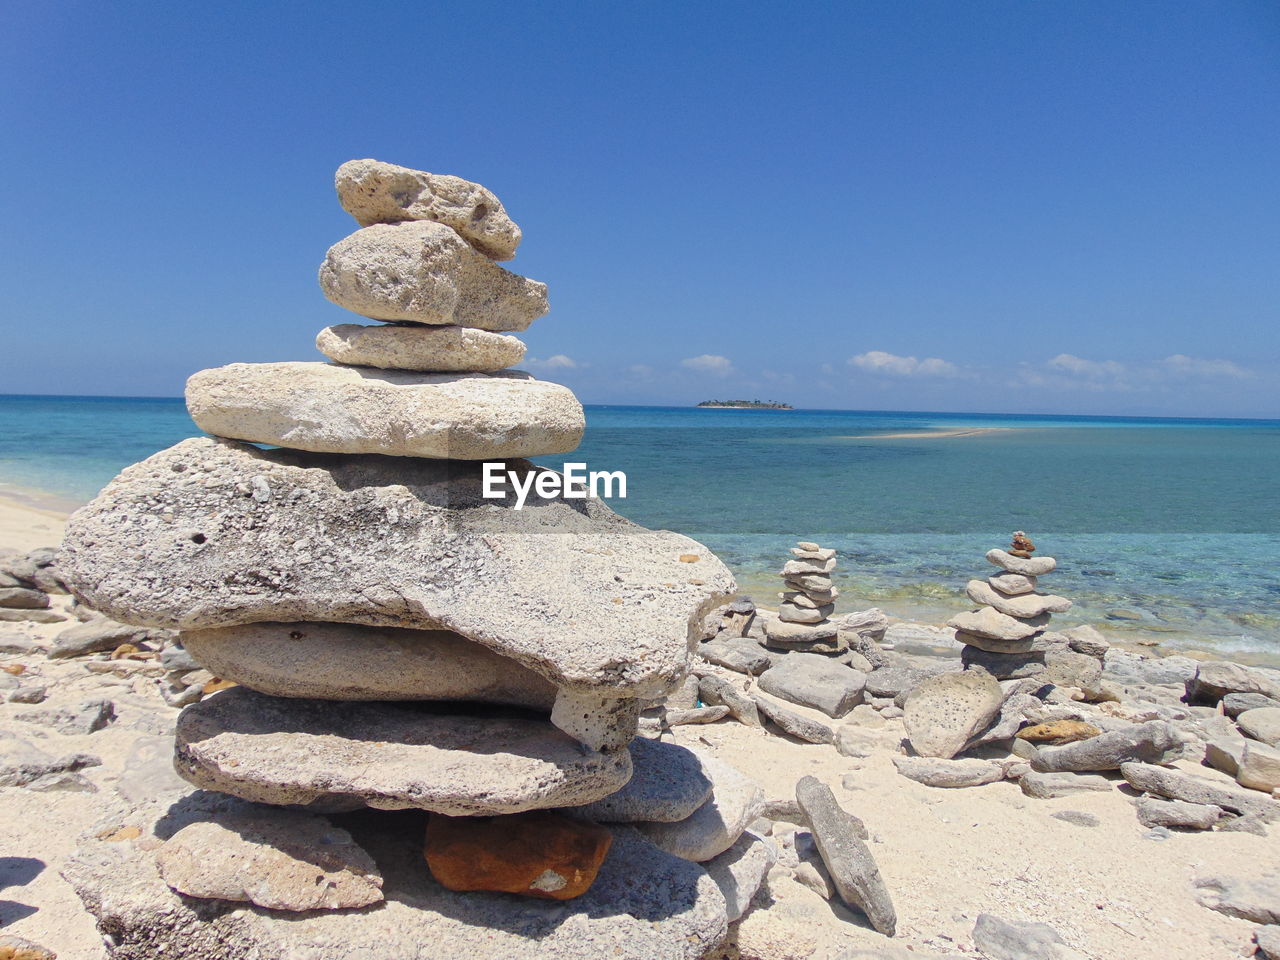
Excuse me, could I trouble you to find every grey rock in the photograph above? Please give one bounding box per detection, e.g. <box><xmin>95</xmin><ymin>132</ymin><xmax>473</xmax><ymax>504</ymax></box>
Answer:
<box><xmin>891</xmin><ymin>756</ymin><xmax>1003</xmax><ymax>788</ymax></box>
<box><xmin>1238</xmin><ymin>741</ymin><xmax>1280</xmax><ymax>792</ymax></box>
<box><xmin>864</xmin><ymin>667</ymin><xmax>927</xmax><ymax>699</ymax></box>
<box><xmin>0</xmin><ymin>632</ymin><xmax>41</xmax><ymax>654</ymax></box>
<box><xmin>1030</xmin><ymin>721</ymin><xmax>1181</xmax><ymax>772</ymax></box>
<box><xmin>1061</xmin><ymin>624</ymin><xmax>1110</xmax><ymax>658</ymax></box>
<box><xmin>948</xmin><ymin>606</ymin><xmax>1048</xmax><ymax>642</ymax></box>
<box><xmin>0</xmin><ymin>586</ymin><xmax>49</xmax><ymax>609</ymax></box>
<box><xmin>1218</xmin><ymin>813</ymin><xmax>1270</xmax><ymax>836</ymax></box>
<box><xmin>1121</xmin><ymin>761</ymin><xmax>1277</xmax><ymax>818</ymax></box>
<box><xmin>1050</xmin><ymin>811</ymin><xmax>1099</xmax><ymax>827</ymax></box>
<box><xmin>1194</xmin><ymin>871</ymin><xmax>1280</xmax><ymax>924</ymax></box>
<box><xmin>757</xmin><ymin>654</ymin><xmax>865</xmax><ymax>718</ymax></box>
<box><xmin>1187</xmin><ymin>660</ymin><xmax>1280</xmax><ymax>703</ymax></box>
<box><xmin>667</xmin><ymin>705</ymin><xmax>730</xmax><ymax>725</ymax></box>
<box><xmin>156</xmin><ymin>809</ymin><xmax>383</xmax><ymax>910</ymax></box>
<box><xmin>965</xmin><ymin>579</ymin><xmax>1072</xmax><ymax>618</ymax></box>
<box><xmin>972</xmin><ymin>913</ymin><xmax>1083</xmax><ymax>960</ymax></box>
<box><xmin>1224</xmin><ymin>692</ymin><xmax>1280</xmax><ymax>717</ymax></box>
<box><xmin>175</xmin><ymin>686</ymin><xmax>631</xmax><ymax>814</ymax></box>
<box><xmin>0</xmin><ymin>608</ymin><xmax>66</xmax><ymax>623</ymax></box>
<box><xmin>1041</xmin><ymin>648</ymin><xmax>1105</xmax><ymax>699</ymax></box>
<box><xmin>762</xmin><ymin>616</ymin><xmax>843</xmax><ymax>653</ymax></box>
<box><xmin>334</xmin><ymin>158</ymin><xmax>522</xmax><ymax>260</ymax></box>
<box><xmin>49</xmin><ymin>616</ymin><xmax>174</xmax><ymax>659</ymax></box>
<box><xmin>699</xmin><ymin>637</ymin><xmax>772</xmax><ymax>675</ymax></box>
<box><xmin>698</xmin><ymin>672</ymin><xmax>762</xmax><ymax>727</ymax></box>
<box><xmin>985</xmin><ymin>549</ymin><xmax>1057</xmax><ymax>576</ymax></box>
<box><xmin>903</xmin><ymin>670</ymin><xmax>1003</xmax><ymax>760</ymax></box>
<box><xmin>777</xmin><ymin>601</ymin><xmax>834</xmax><ymax>624</ymax></box>
<box><xmin>988</xmin><ymin>571</ymin><xmax>1036</xmax><ymax>595</ymax></box>
<box><xmin>8</xmin><ymin>684</ymin><xmax>48</xmax><ymax>704</ymax></box>
<box><xmin>635</xmin><ymin>753</ymin><xmax>764</xmax><ymax>862</ymax></box>
<box><xmin>794</xmin><ymin>775</ymin><xmax>896</xmax><ymax>935</ymax></box>
<box><xmin>956</xmin><ymin>631</ymin><xmax>1051</xmax><ymax>655</ymax></box>
<box><xmin>1134</xmin><ymin>797</ymin><xmax>1221</xmax><ymax>829</ymax></box>
<box><xmin>961</xmin><ymin>646</ymin><xmax>1047</xmax><ymax>679</ymax></box>
<box><xmin>0</xmin><ymin>548</ymin><xmax>37</xmax><ymax>583</ymax></box>
<box><xmin>63</xmin><ymin>806</ymin><xmax>729</xmax><ymax>960</ymax></box>
<box><xmin>1257</xmin><ymin>924</ymin><xmax>1280</xmax><ymax>960</ymax></box>
<box><xmin>158</xmin><ymin>641</ymin><xmax>201</xmax><ymax>672</ymax></box>
<box><xmin>1018</xmin><ymin>771</ymin><xmax>1114</xmax><ymax>799</ymax></box>
<box><xmin>0</xmin><ymin>739</ymin><xmax>101</xmax><ymax>788</ymax></box>
<box><xmin>23</xmin><ymin>770</ymin><xmax>97</xmax><ymax>793</ymax></box>
<box><xmin>704</xmin><ymin>830</ymin><xmax>776</xmax><ymax>922</ymax></box>
<box><xmin>970</xmin><ymin>693</ymin><xmax>1038</xmax><ymax>748</ymax></box>
<box><xmin>320</xmin><ymin>220</ymin><xmax>547</xmax><ymax>330</ymax></box>
<box><xmin>182</xmin><ymin>621</ymin><xmax>557</xmax><ymax>709</ymax></box>
<box><xmin>1103</xmin><ymin>649</ymin><xmax>1198</xmax><ymax>687</ymax></box>
<box><xmin>1204</xmin><ymin>737</ymin><xmax>1247</xmax><ymax>777</ymax></box>
<box><xmin>15</xmin><ymin>698</ymin><xmax>115</xmax><ymax>735</ymax></box>
<box><xmin>1238</xmin><ymin>707</ymin><xmax>1280</xmax><ymax>747</ymax></box>
<box><xmin>59</xmin><ymin>437</ymin><xmax>734</xmax><ymax>700</ymax></box>
<box><xmin>838</xmin><ymin>607</ymin><xmax>889</xmax><ymax>642</ymax></box>
<box><xmin>752</xmin><ymin>694</ymin><xmax>835</xmax><ymax>744</ymax></box>
<box><xmin>567</xmin><ymin>739</ymin><xmax>713</xmax><ymax>823</ymax></box>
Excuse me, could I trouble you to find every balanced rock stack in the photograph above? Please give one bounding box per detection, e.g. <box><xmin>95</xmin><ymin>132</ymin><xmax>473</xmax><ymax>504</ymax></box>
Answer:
<box><xmin>57</xmin><ymin>160</ymin><xmax>757</xmax><ymax>960</ymax></box>
<box><xmin>765</xmin><ymin>540</ymin><xmax>842</xmax><ymax>653</ymax></box>
<box><xmin>947</xmin><ymin>532</ymin><xmax>1073</xmax><ymax>677</ymax></box>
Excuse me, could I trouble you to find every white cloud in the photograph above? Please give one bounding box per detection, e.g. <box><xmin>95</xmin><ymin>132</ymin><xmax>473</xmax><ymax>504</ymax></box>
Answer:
<box><xmin>1163</xmin><ymin>354</ymin><xmax>1252</xmax><ymax>379</ymax></box>
<box><xmin>1048</xmin><ymin>353</ymin><xmax>1126</xmax><ymax>378</ymax></box>
<box><xmin>681</xmin><ymin>354</ymin><xmax>734</xmax><ymax>376</ymax></box>
<box><xmin>849</xmin><ymin>350</ymin><xmax>959</xmax><ymax>377</ymax></box>
<box><xmin>627</xmin><ymin>363</ymin><xmax>654</xmax><ymax>378</ymax></box>
<box><xmin>524</xmin><ymin>354</ymin><xmax>580</xmax><ymax>372</ymax></box>
<box><xmin>1021</xmin><ymin>353</ymin><xmax>1255</xmax><ymax>392</ymax></box>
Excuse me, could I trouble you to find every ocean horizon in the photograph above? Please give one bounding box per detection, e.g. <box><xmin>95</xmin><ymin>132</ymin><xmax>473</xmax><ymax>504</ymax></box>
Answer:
<box><xmin>2</xmin><ymin>393</ymin><xmax>1278</xmax><ymax>663</ymax></box>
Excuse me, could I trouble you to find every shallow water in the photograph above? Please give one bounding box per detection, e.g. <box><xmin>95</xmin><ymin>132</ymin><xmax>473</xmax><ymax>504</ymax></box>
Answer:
<box><xmin>2</xmin><ymin>395</ymin><xmax>1277</xmax><ymax>658</ymax></box>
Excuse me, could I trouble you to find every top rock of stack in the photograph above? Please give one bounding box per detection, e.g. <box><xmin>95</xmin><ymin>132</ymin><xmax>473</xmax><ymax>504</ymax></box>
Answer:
<box><xmin>336</xmin><ymin>159</ymin><xmax>522</xmax><ymax>261</ymax></box>
<box><xmin>1009</xmin><ymin>530</ymin><xmax>1036</xmax><ymax>559</ymax></box>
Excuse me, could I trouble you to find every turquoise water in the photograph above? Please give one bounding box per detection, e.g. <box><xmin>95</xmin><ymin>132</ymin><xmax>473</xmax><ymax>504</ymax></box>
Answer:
<box><xmin>2</xmin><ymin>395</ymin><xmax>1278</xmax><ymax>659</ymax></box>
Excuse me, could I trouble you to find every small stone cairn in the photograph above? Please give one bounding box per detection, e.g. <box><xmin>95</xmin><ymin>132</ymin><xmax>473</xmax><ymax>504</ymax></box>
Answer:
<box><xmin>947</xmin><ymin>531</ymin><xmax>1072</xmax><ymax>675</ymax></box>
<box><xmin>58</xmin><ymin>160</ymin><xmax>766</xmax><ymax>960</ymax></box>
<box><xmin>765</xmin><ymin>540</ymin><xmax>842</xmax><ymax>653</ymax></box>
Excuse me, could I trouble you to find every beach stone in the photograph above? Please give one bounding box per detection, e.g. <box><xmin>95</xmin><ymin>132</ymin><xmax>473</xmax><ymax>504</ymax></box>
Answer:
<box><xmin>1051</xmin><ymin>811</ymin><xmax>1100</xmax><ymax>827</ymax></box>
<box><xmin>0</xmin><ymin>633</ymin><xmax>41</xmax><ymax>655</ymax></box>
<box><xmin>1238</xmin><ymin>742</ymin><xmax>1280</xmax><ymax>792</ymax></box>
<box><xmin>781</xmin><ymin>573</ymin><xmax>834</xmax><ymax>594</ymax></box>
<box><xmin>8</xmin><ymin>684</ymin><xmax>48</xmax><ymax>705</ymax></box>
<box><xmin>985</xmin><ymin>549</ymin><xmax>1057</xmax><ymax>577</ymax></box>
<box><xmin>1204</xmin><ymin>736</ymin><xmax>1247</xmax><ymax>777</ymax></box>
<box><xmin>320</xmin><ymin>219</ymin><xmax>547</xmax><ymax>329</ymax></box>
<box><xmin>891</xmin><ymin>756</ymin><xmax>1002</xmax><ymax>788</ymax></box>
<box><xmin>988</xmin><ymin>572</ymin><xmax>1036</xmax><ymax>595</ymax></box>
<box><xmin>1061</xmin><ymin>624</ymin><xmax>1110</xmax><ymax>658</ymax></box>
<box><xmin>158</xmin><ymin>642</ymin><xmax>200</xmax><ymax>672</ymax></box>
<box><xmin>700</xmin><ymin>637</ymin><xmax>772</xmax><ymax>675</ymax></box>
<box><xmin>903</xmin><ymin>670</ymin><xmax>1002</xmax><ymax>759</ymax></box>
<box><xmin>667</xmin><ymin>705</ymin><xmax>730</xmax><ymax>725</ymax></box>
<box><xmin>174</xmin><ymin>687</ymin><xmax>631</xmax><ymax>814</ymax></box>
<box><xmin>777</xmin><ymin>602</ymin><xmax>834</xmax><ymax>624</ymax></box>
<box><xmin>1194</xmin><ymin>871</ymin><xmax>1280</xmax><ymax>924</ymax></box>
<box><xmin>567</xmin><ymin>739</ymin><xmax>713</xmax><ymax>823</ymax></box>
<box><xmin>863</xmin><ymin>666</ymin><xmax>927</xmax><ymax>699</ymax></box>
<box><xmin>781</xmin><ymin>557</ymin><xmax>835</xmax><ymax>576</ymax></box>
<box><xmin>1041</xmin><ymin>648</ymin><xmax>1104</xmax><ymax>698</ymax></box>
<box><xmin>1121</xmin><ymin>762</ymin><xmax>1277</xmax><ymax>818</ymax></box>
<box><xmin>791</xmin><ymin>545</ymin><xmax>834</xmax><ymax>560</ymax></box>
<box><xmin>839</xmin><ymin>607</ymin><xmax>890</xmax><ymax>642</ymax></box>
<box><xmin>961</xmin><ymin>646</ymin><xmax>1047</xmax><ymax>680</ymax></box>
<box><xmin>15</xmin><ymin>699</ymin><xmax>115</xmax><ymax>736</ymax></box>
<box><xmin>1018</xmin><ymin>771</ymin><xmax>1114</xmax><ymax>799</ymax></box>
<box><xmin>0</xmin><ymin>739</ymin><xmax>100</xmax><ymax>788</ymax></box>
<box><xmin>970</xmin><ymin>692</ymin><xmax>1037</xmax><ymax>747</ymax></box>
<box><xmin>972</xmin><ymin>913</ymin><xmax>1084</xmax><ymax>960</ymax></box>
<box><xmin>949</xmin><ymin>606</ymin><xmax>1048</xmax><ymax>642</ymax></box>
<box><xmin>1224</xmin><ymin>692</ymin><xmax>1280</xmax><ymax>717</ymax></box>
<box><xmin>157</xmin><ymin>810</ymin><xmax>383</xmax><ymax>910</ymax></box>
<box><xmin>966</xmin><ymin>579</ymin><xmax>1072</xmax><ymax>618</ymax></box>
<box><xmin>1103</xmin><ymin>648</ymin><xmax>1198</xmax><ymax>687</ymax></box>
<box><xmin>635</xmin><ymin>753</ymin><xmax>764</xmax><ymax>862</ymax></box>
<box><xmin>0</xmin><ymin>587</ymin><xmax>49</xmax><ymax>609</ymax></box>
<box><xmin>794</xmin><ymin>776</ymin><xmax>896</xmax><ymax>936</ymax></box>
<box><xmin>1134</xmin><ymin>797</ymin><xmax>1221</xmax><ymax>830</ymax></box>
<box><xmin>752</xmin><ymin>694</ymin><xmax>835</xmax><ymax>744</ymax></box>
<box><xmin>187</xmin><ymin>362</ymin><xmax>583</xmax><ymax>460</ymax></box>
<box><xmin>779</xmin><ymin>590</ymin><xmax>833</xmax><ymax>609</ymax></box>
<box><xmin>180</xmin><ymin>621</ymin><xmax>557</xmax><ymax>707</ymax></box>
<box><xmin>758</xmin><ymin>655</ymin><xmax>865</xmax><ymax>718</ymax></box>
<box><xmin>0</xmin><ymin>936</ymin><xmax>56</xmax><ymax>960</ymax></box>
<box><xmin>698</xmin><ymin>672</ymin><xmax>763</xmax><ymax>727</ymax></box>
<box><xmin>1187</xmin><ymin>660</ymin><xmax>1280</xmax><ymax>703</ymax></box>
<box><xmin>1030</xmin><ymin>720</ymin><xmax>1181</xmax><ymax>772</ymax></box>
<box><xmin>316</xmin><ymin>323</ymin><xmax>526</xmax><ymax>372</ymax></box>
<box><xmin>956</xmin><ymin>631</ymin><xmax>1048</xmax><ymax>655</ymax></box>
<box><xmin>64</xmin><ymin>809</ymin><xmax>728</xmax><ymax>960</ymax></box>
<box><xmin>704</xmin><ymin>830</ymin><xmax>775</xmax><ymax>922</ymax></box>
<box><xmin>425</xmin><ymin>811</ymin><xmax>612</xmax><ymax>900</ymax></box>
<box><xmin>335</xmin><ymin>159</ymin><xmax>522</xmax><ymax>260</ymax></box>
<box><xmin>1016</xmin><ymin>720</ymin><xmax>1101</xmax><ymax>745</ymax></box>
<box><xmin>0</xmin><ymin>609</ymin><xmax>65</xmax><ymax>623</ymax></box>
<box><xmin>1238</xmin><ymin>707</ymin><xmax>1280</xmax><ymax>746</ymax></box>
<box><xmin>1257</xmin><ymin>925</ymin><xmax>1280</xmax><ymax>960</ymax></box>
<box><xmin>59</xmin><ymin>437</ymin><xmax>734</xmax><ymax>700</ymax></box>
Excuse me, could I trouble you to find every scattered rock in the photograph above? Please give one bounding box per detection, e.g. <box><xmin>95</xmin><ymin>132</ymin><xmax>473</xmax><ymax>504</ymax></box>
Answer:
<box><xmin>1134</xmin><ymin>797</ymin><xmax>1221</xmax><ymax>830</ymax></box>
<box><xmin>1016</xmin><ymin>720</ymin><xmax>1101</xmax><ymax>745</ymax></box>
<box><xmin>1238</xmin><ymin>707</ymin><xmax>1280</xmax><ymax>747</ymax></box>
<box><xmin>1256</xmin><ymin>925</ymin><xmax>1280</xmax><ymax>960</ymax></box>
<box><xmin>1050</xmin><ymin>811</ymin><xmax>1099</xmax><ymax>827</ymax></box>
<box><xmin>0</xmin><ymin>935</ymin><xmax>57</xmax><ymax>960</ymax></box>
<box><xmin>1194</xmin><ymin>871</ymin><xmax>1280</xmax><ymax>924</ymax></box>
<box><xmin>972</xmin><ymin>913</ymin><xmax>1084</xmax><ymax>960</ymax></box>
<box><xmin>1018</xmin><ymin>771</ymin><xmax>1114</xmax><ymax>800</ymax></box>
<box><xmin>700</xmin><ymin>637</ymin><xmax>772</xmax><ymax>675</ymax></box>
<box><xmin>667</xmin><ymin>705</ymin><xmax>731</xmax><ymax>725</ymax></box>
<box><xmin>757</xmin><ymin>655</ymin><xmax>865</xmax><ymax>718</ymax></box>
<box><xmin>0</xmin><ymin>587</ymin><xmax>49</xmax><ymax>610</ymax></box>
<box><xmin>635</xmin><ymin>754</ymin><xmax>764</xmax><ymax>862</ymax></box>
<box><xmin>1224</xmin><ymin>692</ymin><xmax>1280</xmax><ymax>717</ymax></box>
<box><xmin>698</xmin><ymin>673</ymin><xmax>763</xmax><ymax>727</ymax></box>
<box><xmin>15</xmin><ymin>699</ymin><xmax>115</xmax><ymax>736</ymax></box>
<box><xmin>1238</xmin><ymin>741</ymin><xmax>1280</xmax><ymax>792</ymax></box>
<box><xmin>0</xmin><ymin>739</ymin><xmax>100</xmax><ymax>788</ymax></box>
<box><xmin>903</xmin><ymin>670</ymin><xmax>1002</xmax><ymax>760</ymax></box>
<box><xmin>1187</xmin><ymin>660</ymin><xmax>1280</xmax><ymax>704</ymax></box>
<box><xmin>567</xmin><ymin>738</ymin><xmax>713</xmax><ymax>823</ymax></box>
<box><xmin>1121</xmin><ymin>762</ymin><xmax>1277</xmax><ymax>818</ymax></box>
<box><xmin>753</xmin><ymin>694</ymin><xmax>834</xmax><ymax>744</ymax></box>
<box><xmin>48</xmin><ymin>617</ymin><xmax>170</xmax><ymax>659</ymax></box>
<box><xmin>1030</xmin><ymin>720</ymin><xmax>1181</xmax><ymax>772</ymax></box>
<box><xmin>1204</xmin><ymin>737</ymin><xmax>1247</xmax><ymax>777</ymax></box>
<box><xmin>704</xmin><ymin>830</ymin><xmax>776</xmax><ymax>921</ymax></box>
<box><xmin>891</xmin><ymin>756</ymin><xmax>1003</xmax><ymax>788</ymax></box>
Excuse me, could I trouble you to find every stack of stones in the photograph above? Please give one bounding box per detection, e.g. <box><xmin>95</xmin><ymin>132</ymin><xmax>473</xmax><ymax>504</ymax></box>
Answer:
<box><xmin>765</xmin><ymin>540</ymin><xmax>841</xmax><ymax>653</ymax></box>
<box><xmin>58</xmin><ymin>160</ymin><xmax>764</xmax><ymax>960</ymax></box>
<box><xmin>948</xmin><ymin>532</ymin><xmax>1073</xmax><ymax>677</ymax></box>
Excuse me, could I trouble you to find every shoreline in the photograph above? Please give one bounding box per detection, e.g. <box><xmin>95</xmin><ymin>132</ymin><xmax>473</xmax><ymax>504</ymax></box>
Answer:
<box><xmin>0</xmin><ymin>485</ymin><xmax>73</xmax><ymax>553</ymax></box>
<box><xmin>838</xmin><ymin>427</ymin><xmax>1016</xmax><ymax>440</ymax></box>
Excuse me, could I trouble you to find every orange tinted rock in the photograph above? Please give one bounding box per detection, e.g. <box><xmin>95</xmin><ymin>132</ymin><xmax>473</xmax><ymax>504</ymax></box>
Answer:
<box><xmin>425</xmin><ymin>811</ymin><xmax>612</xmax><ymax>900</ymax></box>
<box><xmin>1016</xmin><ymin>720</ymin><xmax>1101</xmax><ymax>745</ymax></box>
<box><xmin>202</xmin><ymin>677</ymin><xmax>237</xmax><ymax>694</ymax></box>
<box><xmin>1009</xmin><ymin>531</ymin><xmax>1036</xmax><ymax>558</ymax></box>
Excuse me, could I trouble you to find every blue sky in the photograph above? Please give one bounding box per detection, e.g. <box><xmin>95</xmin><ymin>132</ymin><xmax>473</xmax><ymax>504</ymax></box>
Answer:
<box><xmin>1</xmin><ymin>1</ymin><xmax>1277</xmax><ymax>417</ymax></box>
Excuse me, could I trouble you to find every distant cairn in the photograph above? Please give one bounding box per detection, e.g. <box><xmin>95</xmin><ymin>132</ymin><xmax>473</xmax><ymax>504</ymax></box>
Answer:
<box><xmin>764</xmin><ymin>540</ymin><xmax>842</xmax><ymax>653</ymax></box>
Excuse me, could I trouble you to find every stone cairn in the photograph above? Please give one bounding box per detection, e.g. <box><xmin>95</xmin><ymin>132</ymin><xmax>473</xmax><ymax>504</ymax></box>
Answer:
<box><xmin>947</xmin><ymin>531</ymin><xmax>1073</xmax><ymax>677</ymax></box>
<box><xmin>58</xmin><ymin>160</ymin><xmax>767</xmax><ymax>960</ymax></box>
<box><xmin>765</xmin><ymin>540</ymin><xmax>842</xmax><ymax>653</ymax></box>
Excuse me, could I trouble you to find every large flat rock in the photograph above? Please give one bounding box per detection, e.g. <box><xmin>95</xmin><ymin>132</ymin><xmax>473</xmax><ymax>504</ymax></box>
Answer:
<box><xmin>174</xmin><ymin>687</ymin><xmax>632</xmax><ymax>814</ymax></box>
<box><xmin>60</xmin><ymin>438</ymin><xmax>735</xmax><ymax>697</ymax></box>
<box><xmin>180</xmin><ymin>622</ymin><xmax>558</xmax><ymax>707</ymax></box>
<box><xmin>186</xmin><ymin>363</ymin><xmax>583</xmax><ymax>460</ymax></box>
<box><xmin>63</xmin><ymin>794</ymin><xmax>729</xmax><ymax>960</ymax></box>
<box><xmin>319</xmin><ymin>221</ymin><xmax>546</xmax><ymax>329</ymax></box>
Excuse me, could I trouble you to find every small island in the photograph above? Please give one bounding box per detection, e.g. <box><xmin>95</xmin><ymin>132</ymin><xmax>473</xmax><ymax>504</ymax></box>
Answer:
<box><xmin>696</xmin><ymin>399</ymin><xmax>793</xmax><ymax>410</ymax></box>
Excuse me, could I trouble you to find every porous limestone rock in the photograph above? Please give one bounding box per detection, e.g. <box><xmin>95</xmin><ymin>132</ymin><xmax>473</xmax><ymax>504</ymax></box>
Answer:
<box><xmin>335</xmin><ymin>159</ymin><xmax>522</xmax><ymax>260</ymax></box>
<box><xmin>174</xmin><ymin>687</ymin><xmax>632</xmax><ymax>814</ymax></box>
<box><xmin>756</xmin><ymin>655</ymin><xmax>865</xmax><ymax>718</ymax></box>
<box><xmin>965</xmin><ymin>579</ymin><xmax>1072</xmax><ymax>619</ymax></box>
<box><xmin>566</xmin><ymin>738</ymin><xmax>713</xmax><ymax>823</ymax></box>
<box><xmin>316</xmin><ymin>323</ymin><xmax>527</xmax><ymax>372</ymax></box>
<box><xmin>59</xmin><ymin>438</ymin><xmax>735</xmax><ymax>699</ymax></box>
<box><xmin>704</xmin><ymin>830</ymin><xmax>775</xmax><ymax>922</ymax></box>
<box><xmin>986</xmin><ymin>549</ymin><xmax>1057</xmax><ymax>577</ymax></box>
<box><xmin>902</xmin><ymin>670</ymin><xmax>1003</xmax><ymax>760</ymax></box>
<box><xmin>319</xmin><ymin>221</ymin><xmax>547</xmax><ymax>329</ymax></box>
<box><xmin>948</xmin><ymin>606</ymin><xmax>1047</xmax><ymax>642</ymax></box>
<box><xmin>635</xmin><ymin>753</ymin><xmax>764</xmax><ymax>862</ymax></box>
<box><xmin>1030</xmin><ymin>721</ymin><xmax>1181</xmax><ymax>773</ymax></box>
<box><xmin>186</xmin><ymin>363</ymin><xmax>583</xmax><ymax>460</ymax></box>
<box><xmin>1134</xmin><ymin>797</ymin><xmax>1221</xmax><ymax>830</ymax></box>
<box><xmin>181</xmin><ymin>622</ymin><xmax>557</xmax><ymax>707</ymax></box>
<box><xmin>988</xmin><ymin>571</ymin><xmax>1036</xmax><ymax>595</ymax></box>
<box><xmin>752</xmin><ymin>694</ymin><xmax>835</xmax><ymax>744</ymax></box>
<box><xmin>156</xmin><ymin>810</ymin><xmax>383</xmax><ymax>910</ymax></box>
<box><xmin>1239</xmin><ymin>741</ymin><xmax>1280</xmax><ymax>793</ymax></box>
<box><xmin>1238</xmin><ymin>707</ymin><xmax>1280</xmax><ymax>747</ymax></box>
<box><xmin>891</xmin><ymin>756</ymin><xmax>1003</xmax><ymax>788</ymax></box>
<box><xmin>1121</xmin><ymin>762</ymin><xmax>1278</xmax><ymax>818</ymax></box>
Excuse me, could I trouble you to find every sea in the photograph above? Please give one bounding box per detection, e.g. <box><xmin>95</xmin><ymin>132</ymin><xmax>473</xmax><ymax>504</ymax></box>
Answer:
<box><xmin>2</xmin><ymin>395</ymin><xmax>1278</xmax><ymax>662</ymax></box>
